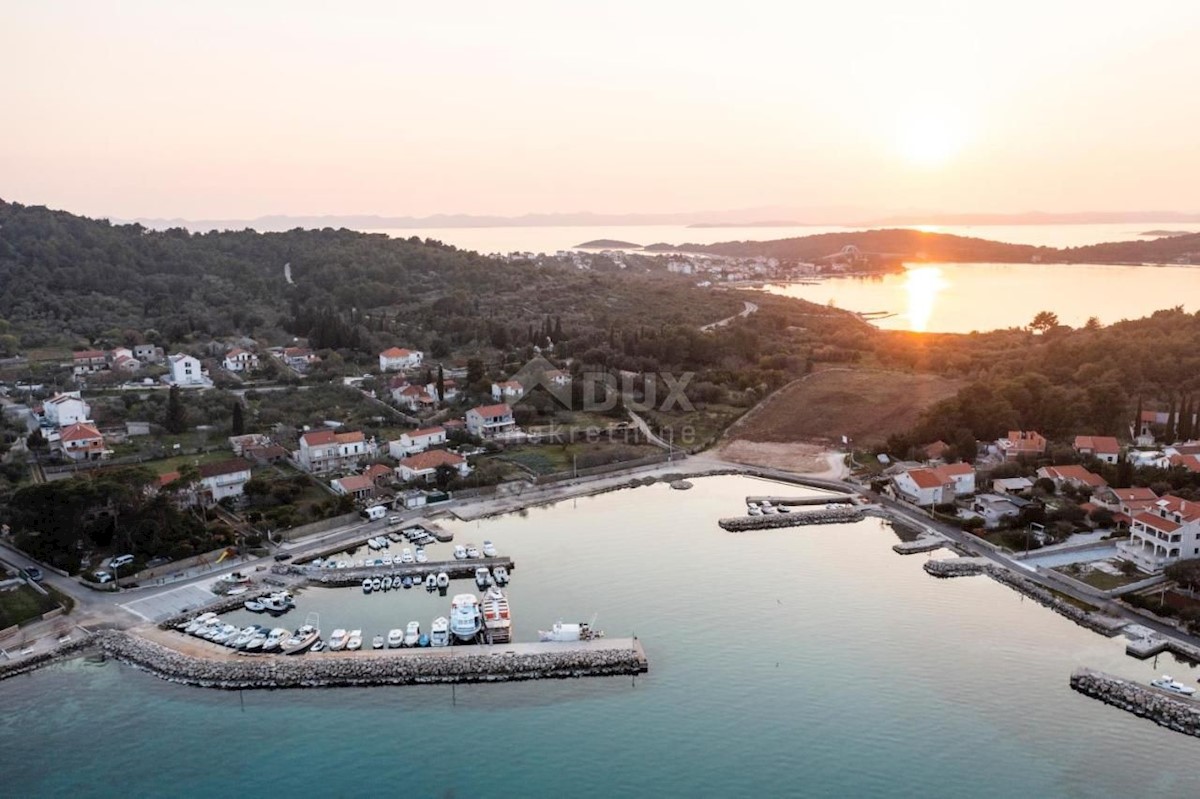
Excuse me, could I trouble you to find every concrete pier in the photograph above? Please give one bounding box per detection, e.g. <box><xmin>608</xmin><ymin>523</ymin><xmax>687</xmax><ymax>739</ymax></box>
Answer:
<box><xmin>295</xmin><ymin>556</ymin><xmax>515</xmax><ymax>587</ymax></box>
<box><xmin>746</xmin><ymin>494</ymin><xmax>856</xmax><ymax>506</ymax></box>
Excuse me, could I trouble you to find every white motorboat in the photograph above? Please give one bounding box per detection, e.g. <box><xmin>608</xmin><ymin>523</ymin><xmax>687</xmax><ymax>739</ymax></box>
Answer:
<box><xmin>747</xmin><ymin>501</ymin><xmax>759</xmax><ymax>510</ymax></box>
<box><xmin>404</xmin><ymin>621</ymin><xmax>420</xmax><ymax>647</ymax></box>
<box><xmin>211</xmin><ymin>624</ymin><xmax>239</xmax><ymax>644</ymax></box>
<box><xmin>184</xmin><ymin>613</ymin><xmax>217</xmax><ymax>633</ymax></box>
<box><xmin>346</xmin><ymin>630</ymin><xmax>363</xmax><ymax>651</ymax></box>
<box><xmin>425</xmin><ymin>573</ymin><xmax>438</xmax><ymax>591</ymax></box>
<box><xmin>387</xmin><ymin>628</ymin><xmax>404</xmax><ymax>648</ymax></box>
<box><xmin>436</xmin><ymin>571</ymin><xmax>450</xmax><ymax>589</ymax></box>
<box><xmin>429</xmin><ymin>616</ymin><xmax>450</xmax><ymax>648</ymax></box>
<box><xmin>450</xmin><ymin>594</ymin><xmax>482</xmax><ymax>642</ymax></box>
<box><xmin>371</xmin><ymin>577</ymin><xmax>382</xmax><ymax>592</ymax></box>
<box><xmin>481</xmin><ymin>586</ymin><xmax>512</xmax><ymax>643</ymax></box>
<box><xmin>362</xmin><ymin>578</ymin><xmax>373</xmax><ymax>594</ymax></box>
<box><xmin>538</xmin><ymin>620</ymin><xmax>604</xmax><ymax>642</ymax></box>
<box><xmin>328</xmin><ymin>629</ymin><xmax>349</xmax><ymax>651</ymax></box>
<box><xmin>282</xmin><ymin>618</ymin><xmax>321</xmax><ymax>655</ymax></box>
<box><xmin>475</xmin><ymin>566</ymin><xmax>491</xmax><ymax>589</ymax></box>
<box><xmin>263</xmin><ymin>628</ymin><xmax>290</xmax><ymax>651</ymax></box>
<box><xmin>415</xmin><ymin>548</ymin><xmax>428</xmax><ymax>564</ymax></box>
<box><xmin>492</xmin><ymin>565</ymin><xmax>509</xmax><ymax>585</ymax></box>
<box><xmin>382</xmin><ymin>576</ymin><xmax>393</xmax><ymax>591</ymax></box>
<box><xmin>401</xmin><ymin>548</ymin><xmax>415</xmax><ymax>564</ymax></box>
<box><xmin>1151</xmin><ymin>676</ymin><xmax>1196</xmax><ymax>696</ymax></box>
<box><xmin>245</xmin><ymin>632</ymin><xmax>267</xmax><ymax>651</ymax></box>
<box><xmin>243</xmin><ymin>599</ymin><xmax>266</xmax><ymax>613</ymax></box>
<box><xmin>367</xmin><ymin>538</ymin><xmax>382</xmax><ymax>551</ymax></box>
<box><xmin>466</xmin><ymin>544</ymin><xmax>481</xmax><ymax>559</ymax></box>
<box><xmin>779</xmin><ymin>506</ymin><xmax>792</xmax><ymax>513</ymax></box>
<box><xmin>763</xmin><ymin>505</ymin><xmax>779</xmax><ymax>515</ymax></box>
<box><xmin>382</xmin><ymin>555</ymin><xmax>394</xmax><ymax>567</ymax></box>
<box><xmin>310</xmin><ymin>640</ymin><xmax>326</xmax><ymax>653</ymax></box>
<box><xmin>482</xmin><ymin>540</ymin><xmax>497</xmax><ymax>558</ymax></box>
<box><xmin>231</xmin><ymin>626</ymin><xmax>258</xmax><ymax>648</ymax></box>
<box><xmin>748</xmin><ymin>507</ymin><xmax>763</xmax><ymax>516</ymax></box>
<box><xmin>379</xmin><ymin>536</ymin><xmax>391</xmax><ymax>549</ymax></box>
<box><xmin>372</xmin><ymin>634</ymin><xmax>385</xmax><ymax>650</ymax></box>
<box><xmin>453</xmin><ymin>545</ymin><xmax>467</xmax><ymax>560</ymax></box>
<box><xmin>401</xmin><ymin>575</ymin><xmax>413</xmax><ymax>589</ymax></box>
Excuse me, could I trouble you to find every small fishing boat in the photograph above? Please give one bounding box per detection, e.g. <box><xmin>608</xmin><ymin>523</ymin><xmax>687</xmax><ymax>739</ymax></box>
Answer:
<box><xmin>453</xmin><ymin>545</ymin><xmax>467</xmax><ymax>560</ymax></box>
<box><xmin>231</xmin><ymin>626</ymin><xmax>258</xmax><ymax>648</ymax></box>
<box><xmin>538</xmin><ymin>620</ymin><xmax>604</xmax><ymax>642</ymax></box>
<box><xmin>263</xmin><ymin>627</ymin><xmax>290</xmax><ymax>651</ymax></box>
<box><xmin>346</xmin><ymin>630</ymin><xmax>363</xmax><ymax>651</ymax></box>
<box><xmin>425</xmin><ymin>573</ymin><xmax>438</xmax><ymax>591</ymax></box>
<box><xmin>243</xmin><ymin>599</ymin><xmax>266</xmax><ymax>613</ymax></box>
<box><xmin>372</xmin><ymin>634</ymin><xmax>385</xmax><ymax>650</ymax></box>
<box><xmin>382</xmin><ymin>576</ymin><xmax>393</xmax><ymax>591</ymax></box>
<box><xmin>429</xmin><ymin>616</ymin><xmax>450</xmax><ymax>647</ymax></box>
<box><xmin>404</xmin><ymin>621</ymin><xmax>421</xmax><ymax>647</ymax></box>
<box><xmin>185</xmin><ymin>613</ymin><xmax>217</xmax><ymax>633</ymax></box>
<box><xmin>367</xmin><ymin>538</ymin><xmax>382</xmax><ymax>551</ymax></box>
<box><xmin>417</xmin><ymin>633</ymin><xmax>430</xmax><ymax>647</ymax></box>
<box><xmin>328</xmin><ymin>629</ymin><xmax>348</xmax><ymax>651</ymax></box>
<box><xmin>371</xmin><ymin>577</ymin><xmax>382</xmax><ymax>592</ymax></box>
<box><xmin>415</xmin><ymin>548</ymin><xmax>428</xmax><ymax>564</ymax></box>
<box><xmin>436</xmin><ymin>571</ymin><xmax>450</xmax><ymax>589</ymax></box>
<box><xmin>387</xmin><ymin>628</ymin><xmax>404</xmax><ymax>648</ymax></box>
<box><xmin>475</xmin><ymin>566</ymin><xmax>491</xmax><ymax>589</ymax></box>
<box><xmin>245</xmin><ymin>631</ymin><xmax>267</xmax><ymax>651</ymax></box>
<box><xmin>482</xmin><ymin>540</ymin><xmax>497</xmax><ymax>558</ymax></box>
<box><xmin>1151</xmin><ymin>676</ymin><xmax>1196</xmax><ymax>696</ymax></box>
<box><xmin>382</xmin><ymin>555</ymin><xmax>394</xmax><ymax>567</ymax></box>
<box><xmin>402</xmin><ymin>575</ymin><xmax>413</xmax><ymax>589</ymax></box>
<box><xmin>466</xmin><ymin>544</ymin><xmax>481</xmax><ymax>559</ymax></box>
<box><xmin>311</xmin><ymin>640</ymin><xmax>326</xmax><ymax>653</ymax></box>
<box><xmin>362</xmin><ymin>578</ymin><xmax>373</xmax><ymax>594</ymax></box>
<box><xmin>493</xmin><ymin>565</ymin><xmax>510</xmax><ymax>585</ymax></box>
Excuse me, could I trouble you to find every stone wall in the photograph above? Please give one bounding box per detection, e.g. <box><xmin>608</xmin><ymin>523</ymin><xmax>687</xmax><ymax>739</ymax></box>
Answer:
<box><xmin>1071</xmin><ymin>668</ymin><xmax>1200</xmax><ymax>737</ymax></box>
<box><xmin>719</xmin><ymin>508</ymin><xmax>863</xmax><ymax>532</ymax></box>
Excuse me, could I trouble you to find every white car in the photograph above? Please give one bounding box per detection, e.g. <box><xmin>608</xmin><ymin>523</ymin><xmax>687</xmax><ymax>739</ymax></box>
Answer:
<box><xmin>108</xmin><ymin>554</ymin><xmax>135</xmax><ymax>569</ymax></box>
<box><xmin>93</xmin><ymin>570</ymin><xmax>113</xmax><ymax>584</ymax></box>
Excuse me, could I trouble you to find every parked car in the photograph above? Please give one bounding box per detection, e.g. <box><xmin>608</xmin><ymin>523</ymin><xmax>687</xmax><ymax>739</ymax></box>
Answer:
<box><xmin>108</xmin><ymin>554</ymin><xmax>135</xmax><ymax>569</ymax></box>
<box><xmin>273</xmin><ymin>553</ymin><xmax>292</xmax><ymax>562</ymax></box>
<box><xmin>25</xmin><ymin>567</ymin><xmax>43</xmax><ymax>583</ymax></box>
<box><xmin>93</xmin><ymin>570</ymin><xmax>113</xmax><ymax>584</ymax></box>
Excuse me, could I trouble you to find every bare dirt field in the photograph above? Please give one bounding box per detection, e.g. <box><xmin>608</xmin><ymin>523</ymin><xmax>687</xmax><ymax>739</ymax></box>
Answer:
<box><xmin>723</xmin><ymin>368</ymin><xmax>965</xmax><ymax>449</ymax></box>
<box><xmin>715</xmin><ymin>440</ymin><xmax>836</xmax><ymax>473</ymax></box>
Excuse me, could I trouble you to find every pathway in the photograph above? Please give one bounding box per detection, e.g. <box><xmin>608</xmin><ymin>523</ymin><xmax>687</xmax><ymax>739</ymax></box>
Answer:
<box><xmin>700</xmin><ymin>300</ymin><xmax>758</xmax><ymax>332</ymax></box>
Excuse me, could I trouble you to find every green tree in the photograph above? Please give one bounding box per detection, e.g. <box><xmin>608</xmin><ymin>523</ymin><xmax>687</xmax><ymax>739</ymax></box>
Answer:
<box><xmin>165</xmin><ymin>386</ymin><xmax>187</xmax><ymax>434</ymax></box>
<box><xmin>231</xmin><ymin>401</ymin><xmax>245</xmax><ymax>436</ymax></box>
<box><xmin>436</xmin><ymin>365</ymin><xmax>445</xmax><ymax>402</ymax></box>
<box><xmin>1028</xmin><ymin>311</ymin><xmax>1059</xmax><ymax>334</ymax></box>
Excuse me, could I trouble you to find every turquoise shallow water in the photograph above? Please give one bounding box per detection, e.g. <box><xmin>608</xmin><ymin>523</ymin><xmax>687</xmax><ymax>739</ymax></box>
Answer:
<box><xmin>4</xmin><ymin>476</ymin><xmax>1200</xmax><ymax>798</ymax></box>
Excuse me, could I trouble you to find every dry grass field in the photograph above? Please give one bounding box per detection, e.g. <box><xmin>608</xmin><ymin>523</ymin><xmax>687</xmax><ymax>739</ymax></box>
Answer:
<box><xmin>723</xmin><ymin>368</ymin><xmax>966</xmax><ymax>450</ymax></box>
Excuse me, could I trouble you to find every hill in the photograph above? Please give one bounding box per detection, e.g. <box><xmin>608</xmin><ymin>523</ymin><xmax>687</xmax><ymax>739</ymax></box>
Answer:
<box><xmin>575</xmin><ymin>239</ymin><xmax>641</xmax><ymax>249</ymax></box>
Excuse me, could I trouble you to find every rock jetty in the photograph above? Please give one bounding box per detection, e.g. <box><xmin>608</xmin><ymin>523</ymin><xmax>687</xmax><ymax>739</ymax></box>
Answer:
<box><xmin>719</xmin><ymin>507</ymin><xmax>862</xmax><ymax>532</ymax></box>
<box><xmin>1070</xmin><ymin>668</ymin><xmax>1200</xmax><ymax>737</ymax></box>
<box><xmin>924</xmin><ymin>558</ymin><xmax>1125</xmax><ymax>636</ymax></box>
<box><xmin>0</xmin><ymin>630</ymin><xmax>649</xmax><ymax>690</ymax></box>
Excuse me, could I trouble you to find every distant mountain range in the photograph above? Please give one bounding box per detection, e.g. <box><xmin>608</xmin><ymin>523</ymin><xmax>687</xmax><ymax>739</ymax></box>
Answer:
<box><xmin>119</xmin><ymin>208</ymin><xmax>1200</xmax><ymax>233</ymax></box>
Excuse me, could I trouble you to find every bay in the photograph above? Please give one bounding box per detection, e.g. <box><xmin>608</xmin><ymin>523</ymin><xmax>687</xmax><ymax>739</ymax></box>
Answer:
<box><xmin>3</xmin><ymin>475</ymin><xmax>1199</xmax><ymax>798</ymax></box>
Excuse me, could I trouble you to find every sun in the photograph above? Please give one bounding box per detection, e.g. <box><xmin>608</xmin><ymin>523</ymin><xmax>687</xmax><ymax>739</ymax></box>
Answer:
<box><xmin>897</xmin><ymin>113</ymin><xmax>966</xmax><ymax>167</ymax></box>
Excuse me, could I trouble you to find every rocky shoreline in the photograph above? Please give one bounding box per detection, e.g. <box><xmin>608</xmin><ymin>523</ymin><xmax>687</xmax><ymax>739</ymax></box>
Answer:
<box><xmin>0</xmin><ymin>629</ymin><xmax>648</xmax><ymax>690</ymax></box>
<box><xmin>1070</xmin><ymin>668</ymin><xmax>1200</xmax><ymax>737</ymax></box>
<box><xmin>924</xmin><ymin>558</ymin><xmax>1125</xmax><ymax>636</ymax></box>
<box><xmin>719</xmin><ymin>508</ymin><xmax>863</xmax><ymax>532</ymax></box>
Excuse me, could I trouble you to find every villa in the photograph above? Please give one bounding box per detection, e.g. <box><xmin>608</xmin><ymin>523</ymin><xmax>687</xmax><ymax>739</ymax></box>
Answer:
<box><xmin>466</xmin><ymin>403</ymin><xmax>516</xmax><ymax>438</ymax></box>
<box><xmin>389</xmin><ymin>426</ymin><xmax>447</xmax><ymax>458</ymax></box>
<box><xmin>395</xmin><ymin>449</ymin><xmax>470</xmax><ymax>483</ymax></box>
<box><xmin>379</xmin><ymin>347</ymin><xmax>424</xmax><ymax>372</ymax></box>
<box><xmin>296</xmin><ymin>429</ymin><xmax>375</xmax><ymax>474</ymax></box>
<box><xmin>1118</xmin><ymin>496</ymin><xmax>1200</xmax><ymax>573</ymax></box>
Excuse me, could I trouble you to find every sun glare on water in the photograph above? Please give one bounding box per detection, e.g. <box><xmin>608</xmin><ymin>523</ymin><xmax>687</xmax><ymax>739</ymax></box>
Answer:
<box><xmin>904</xmin><ymin>266</ymin><xmax>947</xmax><ymax>332</ymax></box>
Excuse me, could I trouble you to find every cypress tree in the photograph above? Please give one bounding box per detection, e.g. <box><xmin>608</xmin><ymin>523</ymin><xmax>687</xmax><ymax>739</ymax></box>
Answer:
<box><xmin>1167</xmin><ymin>394</ymin><xmax>1178</xmax><ymax>442</ymax></box>
<box><xmin>436</xmin><ymin>365</ymin><xmax>445</xmax><ymax>402</ymax></box>
<box><xmin>165</xmin><ymin>386</ymin><xmax>187</xmax><ymax>434</ymax></box>
<box><xmin>231</xmin><ymin>401</ymin><xmax>245</xmax><ymax>436</ymax></box>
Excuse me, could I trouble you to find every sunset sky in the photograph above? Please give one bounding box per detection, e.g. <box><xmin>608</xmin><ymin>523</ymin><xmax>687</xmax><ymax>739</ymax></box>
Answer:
<box><xmin>3</xmin><ymin>1</ymin><xmax>1199</xmax><ymax>220</ymax></box>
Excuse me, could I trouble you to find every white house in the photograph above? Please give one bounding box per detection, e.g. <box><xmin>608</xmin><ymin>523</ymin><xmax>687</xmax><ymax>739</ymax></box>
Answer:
<box><xmin>970</xmin><ymin>493</ymin><xmax>1028</xmax><ymax>529</ymax></box>
<box><xmin>296</xmin><ymin>429</ymin><xmax>375</xmax><ymax>474</ymax></box>
<box><xmin>330</xmin><ymin>474</ymin><xmax>376</xmax><ymax>501</ymax></box>
<box><xmin>392</xmin><ymin>384</ymin><xmax>436</xmax><ymax>412</ymax></box>
<box><xmin>379</xmin><ymin>347</ymin><xmax>424</xmax><ymax>372</ymax></box>
<box><xmin>197</xmin><ymin>458</ymin><xmax>253</xmax><ymax>504</ymax></box>
<box><xmin>491</xmin><ymin>380</ymin><xmax>525</xmax><ymax>402</ymax></box>
<box><xmin>42</xmin><ymin>392</ymin><xmax>91</xmax><ymax>428</ymax></box>
<box><xmin>1036</xmin><ymin>465</ymin><xmax>1107</xmax><ymax>491</ymax></box>
<box><xmin>222</xmin><ymin>347</ymin><xmax>260</xmax><ymax>372</ymax></box>
<box><xmin>71</xmin><ymin>350</ymin><xmax>108</xmax><ymax>375</ymax></box>
<box><xmin>395</xmin><ymin>449</ymin><xmax>470</xmax><ymax>483</ymax></box>
<box><xmin>388</xmin><ymin>426</ymin><xmax>447</xmax><ymax>458</ymax></box>
<box><xmin>58</xmin><ymin>422</ymin><xmax>109</xmax><ymax>462</ymax></box>
<box><xmin>892</xmin><ymin>468</ymin><xmax>953</xmax><ymax>506</ymax></box>
<box><xmin>933</xmin><ymin>462</ymin><xmax>976</xmax><ymax>496</ymax></box>
<box><xmin>167</xmin><ymin>353</ymin><xmax>206</xmax><ymax>386</ymax></box>
<box><xmin>424</xmin><ymin>378</ymin><xmax>459</xmax><ymax>402</ymax></box>
<box><xmin>466</xmin><ymin>403</ymin><xmax>516</xmax><ymax>437</ymax></box>
<box><xmin>1118</xmin><ymin>496</ymin><xmax>1200</xmax><ymax>573</ymax></box>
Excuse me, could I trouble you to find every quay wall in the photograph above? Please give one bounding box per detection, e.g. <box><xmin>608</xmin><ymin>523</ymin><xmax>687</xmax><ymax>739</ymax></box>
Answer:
<box><xmin>0</xmin><ymin>630</ymin><xmax>648</xmax><ymax>690</ymax></box>
<box><xmin>924</xmin><ymin>559</ymin><xmax>1124</xmax><ymax>637</ymax></box>
<box><xmin>1070</xmin><ymin>668</ymin><xmax>1200</xmax><ymax>737</ymax></box>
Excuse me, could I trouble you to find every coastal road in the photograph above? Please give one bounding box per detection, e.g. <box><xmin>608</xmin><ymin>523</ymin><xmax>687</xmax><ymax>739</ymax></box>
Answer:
<box><xmin>700</xmin><ymin>300</ymin><xmax>758</xmax><ymax>332</ymax></box>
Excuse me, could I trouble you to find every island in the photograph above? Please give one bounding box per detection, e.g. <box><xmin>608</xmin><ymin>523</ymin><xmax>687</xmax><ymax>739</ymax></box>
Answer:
<box><xmin>1141</xmin><ymin>230</ymin><xmax>1195</xmax><ymax>238</ymax></box>
<box><xmin>575</xmin><ymin>239</ymin><xmax>641</xmax><ymax>249</ymax></box>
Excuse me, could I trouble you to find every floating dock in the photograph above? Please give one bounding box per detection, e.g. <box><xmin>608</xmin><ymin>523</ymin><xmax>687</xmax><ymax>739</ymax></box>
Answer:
<box><xmin>296</xmin><ymin>556</ymin><xmax>515</xmax><ymax>586</ymax></box>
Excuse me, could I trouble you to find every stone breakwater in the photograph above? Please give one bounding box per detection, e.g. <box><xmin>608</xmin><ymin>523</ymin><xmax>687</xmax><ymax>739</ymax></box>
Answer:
<box><xmin>1070</xmin><ymin>668</ymin><xmax>1200</xmax><ymax>737</ymax></box>
<box><xmin>719</xmin><ymin>508</ymin><xmax>863</xmax><ymax>532</ymax></box>
<box><xmin>0</xmin><ymin>630</ymin><xmax>649</xmax><ymax>689</ymax></box>
<box><xmin>923</xmin><ymin>558</ymin><xmax>1125</xmax><ymax>636</ymax></box>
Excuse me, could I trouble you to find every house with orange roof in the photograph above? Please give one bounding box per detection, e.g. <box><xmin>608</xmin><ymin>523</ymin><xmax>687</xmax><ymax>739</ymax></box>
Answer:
<box><xmin>222</xmin><ymin>347</ymin><xmax>259</xmax><ymax>372</ymax></box>
<box><xmin>997</xmin><ymin>430</ymin><xmax>1046</xmax><ymax>461</ymax></box>
<box><xmin>58</xmin><ymin>422</ymin><xmax>109</xmax><ymax>462</ymax></box>
<box><xmin>331</xmin><ymin>473</ymin><xmax>376</xmax><ymax>500</ymax></box>
<box><xmin>466</xmin><ymin>403</ymin><xmax>515</xmax><ymax>438</ymax></box>
<box><xmin>71</xmin><ymin>349</ymin><xmax>108</xmax><ymax>375</ymax></box>
<box><xmin>1073</xmin><ymin>435</ymin><xmax>1121</xmax><ymax>464</ymax></box>
<box><xmin>379</xmin><ymin>347</ymin><xmax>423</xmax><ymax>372</ymax></box>
<box><xmin>296</xmin><ymin>428</ymin><xmax>376</xmax><ymax>474</ymax></box>
<box><xmin>395</xmin><ymin>449</ymin><xmax>470</xmax><ymax>483</ymax></box>
<box><xmin>1118</xmin><ymin>495</ymin><xmax>1200</xmax><ymax>573</ymax></box>
<box><xmin>892</xmin><ymin>462</ymin><xmax>975</xmax><ymax>505</ymax></box>
<box><xmin>1036</xmin><ymin>465</ymin><xmax>1108</xmax><ymax>491</ymax></box>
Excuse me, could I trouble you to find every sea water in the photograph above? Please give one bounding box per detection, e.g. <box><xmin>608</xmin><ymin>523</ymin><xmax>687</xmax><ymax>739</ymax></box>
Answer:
<box><xmin>3</xmin><ymin>476</ymin><xmax>1199</xmax><ymax>798</ymax></box>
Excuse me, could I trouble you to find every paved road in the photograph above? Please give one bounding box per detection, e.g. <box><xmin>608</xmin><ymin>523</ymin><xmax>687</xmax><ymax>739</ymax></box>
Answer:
<box><xmin>700</xmin><ymin>300</ymin><xmax>758</xmax><ymax>332</ymax></box>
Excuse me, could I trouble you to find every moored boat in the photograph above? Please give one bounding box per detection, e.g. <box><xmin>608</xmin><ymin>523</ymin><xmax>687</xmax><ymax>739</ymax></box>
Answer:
<box><xmin>282</xmin><ymin>617</ymin><xmax>322</xmax><ymax>655</ymax></box>
<box><xmin>450</xmin><ymin>594</ymin><xmax>482</xmax><ymax>642</ymax></box>
<box><xmin>466</xmin><ymin>544</ymin><xmax>481</xmax><ymax>559</ymax></box>
<box><xmin>429</xmin><ymin>616</ymin><xmax>450</xmax><ymax>647</ymax></box>
<box><xmin>382</xmin><ymin>576</ymin><xmax>393</xmax><ymax>591</ymax></box>
<box><xmin>453</xmin><ymin>545</ymin><xmax>467</xmax><ymax>560</ymax></box>
<box><xmin>474</xmin><ymin>566</ymin><xmax>491</xmax><ymax>589</ymax></box>
<box><xmin>1151</xmin><ymin>676</ymin><xmax>1196</xmax><ymax>696</ymax></box>
<box><xmin>482</xmin><ymin>540</ymin><xmax>497</xmax><ymax>558</ymax></box>
<box><xmin>346</xmin><ymin>630</ymin><xmax>363</xmax><ymax>651</ymax></box>
<box><xmin>362</xmin><ymin>578</ymin><xmax>373</xmax><ymax>594</ymax></box>
<box><xmin>401</xmin><ymin>548</ymin><xmax>414</xmax><ymax>564</ymax></box>
<box><xmin>371</xmin><ymin>577</ymin><xmax>382</xmax><ymax>592</ymax></box>
<box><xmin>243</xmin><ymin>599</ymin><xmax>266</xmax><ymax>613</ymax></box>
<box><xmin>415</xmin><ymin>548</ymin><xmax>428</xmax><ymax>564</ymax></box>
<box><xmin>481</xmin><ymin>586</ymin><xmax>512</xmax><ymax>644</ymax></box>
<box><xmin>436</xmin><ymin>571</ymin><xmax>450</xmax><ymax>589</ymax></box>
<box><xmin>372</xmin><ymin>634</ymin><xmax>385</xmax><ymax>650</ymax></box>
<box><xmin>404</xmin><ymin>621</ymin><xmax>420</xmax><ymax>647</ymax></box>
<box><xmin>387</xmin><ymin>628</ymin><xmax>404</xmax><ymax>648</ymax></box>
<box><xmin>538</xmin><ymin>620</ymin><xmax>604</xmax><ymax>642</ymax></box>
<box><xmin>311</xmin><ymin>640</ymin><xmax>326</xmax><ymax>653</ymax></box>
<box><xmin>263</xmin><ymin>627</ymin><xmax>290</xmax><ymax>651</ymax></box>
<box><xmin>425</xmin><ymin>573</ymin><xmax>438</xmax><ymax>591</ymax></box>
<box><xmin>493</xmin><ymin>565</ymin><xmax>510</xmax><ymax>585</ymax></box>
<box><xmin>328</xmin><ymin>629</ymin><xmax>348</xmax><ymax>651</ymax></box>
<box><xmin>418</xmin><ymin>633</ymin><xmax>429</xmax><ymax>647</ymax></box>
